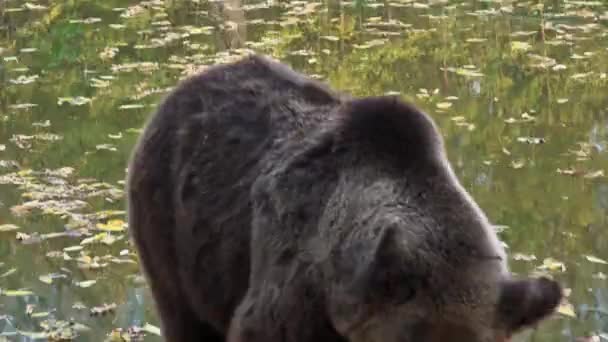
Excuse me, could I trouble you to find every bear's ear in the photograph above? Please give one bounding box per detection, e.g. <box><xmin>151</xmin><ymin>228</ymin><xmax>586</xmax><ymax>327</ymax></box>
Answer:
<box><xmin>348</xmin><ymin>226</ymin><xmax>423</xmax><ymax>305</ymax></box>
<box><xmin>496</xmin><ymin>277</ymin><xmax>562</xmax><ymax>333</ymax></box>
<box><xmin>328</xmin><ymin>226</ymin><xmax>424</xmax><ymax>335</ymax></box>
<box><xmin>334</xmin><ymin>96</ymin><xmax>444</xmax><ymax>166</ymax></box>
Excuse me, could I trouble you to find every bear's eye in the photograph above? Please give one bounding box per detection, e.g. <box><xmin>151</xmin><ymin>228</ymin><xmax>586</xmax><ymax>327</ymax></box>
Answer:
<box><xmin>390</xmin><ymin>272</ymin><xmax>418</xmax><ymax>304</ymax></box>
<box><xmin>371</xmin><ymin>267</ymin><xmax>418</xmax><ymax>305</ymax></box>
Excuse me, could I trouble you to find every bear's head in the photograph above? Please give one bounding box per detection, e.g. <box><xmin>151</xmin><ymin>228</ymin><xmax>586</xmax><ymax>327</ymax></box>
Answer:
<box><xmin>327</xmin><ymin>223</ymin><xmax>562</xmax><ymax>342</ymax></box>
<box><xmin>322</xmin><ymin>96</ymin><xmax>562</xmax><ymax>342</ymax></box>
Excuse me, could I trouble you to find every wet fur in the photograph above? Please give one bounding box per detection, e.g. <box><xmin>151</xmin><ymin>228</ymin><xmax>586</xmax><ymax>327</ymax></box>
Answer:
<box><xmin>127</xmin><ymin>55</ymin><xmax>561</xmax><ymax>342</ymax></box>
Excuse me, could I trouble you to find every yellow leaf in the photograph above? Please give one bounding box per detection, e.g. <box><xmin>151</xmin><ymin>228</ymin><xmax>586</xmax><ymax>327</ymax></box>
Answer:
<box><xmin>81</xmin><ymin>232</ymin><xmax>107</xmax><ymax>245</ymax></box>
<box><xmin>511</xmin><ymin>41</ymin><xmax>532</xmax><ymax>52</ymax></box>
<box><xmin>107</xmin><ymin>329</ymin><xmax>125</xmax><ymax>342</ymax></box>
<box><xmin>96</xmin><ymin>219</ymin><xmax>125</xmax><ymax>232</ymax></box>
<box><xmin>540</xmin><ymin>257</ymin><xmax>566</xmax><ymax>272</ymax></box>
<box><xmin>557</xmin><ymin>301</ymin><xmax>576</xmax><ymax>318</ymax></box>
<box><xmin>3</xmin><ymin>289</ymin><xmax>34</xmax><ymax>297</ymax></box>
<box><xmin>436</xmin><ymin>102</ymin><xmax>453</xmax><ymax>109</ymax></box>
<box><xmin>30</xmin><ymin>311</ymin><xmax>50</xmax><ymax>318</ymax></box>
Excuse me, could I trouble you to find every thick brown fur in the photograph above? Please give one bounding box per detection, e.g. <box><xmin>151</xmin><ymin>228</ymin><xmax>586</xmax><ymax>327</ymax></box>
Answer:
<box><xmin>127</xmin><ymin>54</ymin><xmax>562</xmax><ymax>342</ymax></box>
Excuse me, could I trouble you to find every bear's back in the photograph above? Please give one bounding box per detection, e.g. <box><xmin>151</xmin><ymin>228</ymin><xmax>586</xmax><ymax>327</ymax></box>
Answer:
<box><xmin>134</xmin><ymin>55</ymin><xmax>342</xmax><ymax>330</ymax></box>
<box><xmin>160</xmin><ymin>54</ymin><xmax>340</xmax><ymax>143</ymax></box>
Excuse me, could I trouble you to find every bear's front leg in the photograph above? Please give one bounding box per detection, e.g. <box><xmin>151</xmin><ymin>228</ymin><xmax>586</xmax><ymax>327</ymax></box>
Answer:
<box><xmin>227</xmin><ymin>287</ymin><xmax>348</xmax><ymax>342</ymax></box>
<box><xmin>227</xmin><ymin>293</ymin><xmax>287</xmax><ymax>342</ymax></box>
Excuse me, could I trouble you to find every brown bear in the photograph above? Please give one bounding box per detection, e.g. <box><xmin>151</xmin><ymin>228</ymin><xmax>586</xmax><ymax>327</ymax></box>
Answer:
<box><xmin>126</xmin><ymin>54</ymin><xmax>562</xmax><ymax>342</ymax></box>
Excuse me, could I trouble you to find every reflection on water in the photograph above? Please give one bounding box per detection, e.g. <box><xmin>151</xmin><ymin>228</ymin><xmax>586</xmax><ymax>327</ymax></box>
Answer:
<box><xmin>1</xmin><ymin>0</ymin><xmax>607</xmax><ymax>340</ymax></box>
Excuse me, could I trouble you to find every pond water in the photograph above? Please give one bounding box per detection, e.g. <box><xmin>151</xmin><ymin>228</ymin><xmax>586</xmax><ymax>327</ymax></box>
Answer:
<box><xmin>0</xmin><ymin>0</ymin><xmax>607</xmax><ymax>341</ymax></box>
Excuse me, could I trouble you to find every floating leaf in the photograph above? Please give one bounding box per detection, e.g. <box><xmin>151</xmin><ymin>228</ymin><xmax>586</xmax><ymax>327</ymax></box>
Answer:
<box><xmin>16</xmin><ymin>232</ymin><xmax>41</xmax><ymax>244</ymax></box>
<box><xmin>95</xmin><ymin>144</ymin><xmax>118</xmax><ymax>152</ymax></box>
<box><xmin>539</xmin><ymin>257</ymin><xmax>566</xmax><ymax>272</ymax></box>
<box><xmin>510</xmin><ymin>160</ymin><xmax>525</xmax><ymax>169</ymax></box>
<box><xmin>493</xmin><ymin>225</ymin><xmax>509</xmax><ymax>233</ymax></box>
<box><xmin>557</xmin><ymin>168</ymin><xmax>580</xmax><ymax>176</ymax></box>
<box><xmin>552</xmin><ymin>64</ymin><xmax>567</xmax><ymax>71</ymax></box>
<box><xmin>119</xmin><ymin>104</ymin><xmax>145</xmax><ymax>110</ymax></box>
<box><xmin>76</xmin><ymin>254</ymin><xmax>109</xmax><ymax>270</ymax></box>
<box><xmin>39</xmin><ymin>273</ymin><xmax>67</xmax><ymax>284</ymax></box>
<box><xmin>584</xmin><ymin>255</ymin><xmax>608</xmax><ymax>265</ymax></box>
<box><xmin>584</xmin><ymin>170</ymin><xmax>604</xmax><ymax>179</ymax></box>
<box><xmin>32</xmin><ymin>120</ymin><xmax>51</xmax><ymax>128</ymax></box>
<box><xmin>75</xmin><ymin>280</ymin><xmax>97</xmax><ymax>288</ymax></box>
<box><xmin>96</xmin><ymin>219</ymin><xmax>126</xmax><ymax>232</ymax></box>
<box><xmin>513</xmin><ymin>253</ymin><xmax>537</xmax><ymax>262</ymax></box>
<box><xmin>2</xmin><ymin>289</ymin><xmax>34</xmax><ymax>297</ymax></box>
<box><xmin>80</xmin><ymin>232</ymin><xmax>122</xmax><ymax>246</ymax></box>
<box><xmin>57</xmin><ymin>96</ymin><xmax>92</xmax><ymax>106</ymax></box>
<box><xmin>436</xmin><ymin>102</ymin><xmax>452</xmax><ymax>109</ymax></box>
<box><xmin>16</xmin><ymin>330</ymin><xmax>49</xmax><ymax>339</ymax></box>
<box><xmin>108</xmin><ymin>329</ymin><xmax>128</xmax><ymax>342</ymax></box>
<box><xmin>125</xmin><ymin>128</ymin><xmax>143</xmax><ymax>134</ymax></box>
<box><xmin>0</xmin><ymin>268</ymin><xmax>17</xmax><ymax>278</ymax></box>
<box><xmin>571</xmin><ymin>72</ymin><xmax>593</xmax><ymax>80</ymax></box>
<box><xmin>69</xmin><ymin>17</ymin><xmax>102</xmax><ymax>24</ymax></box>
<box><xmin>30</xmin><ymin>311</ymin><xmax>50</xmax><ymax>319</ymax></box>
<box><xmin>39</xmin><ymin>274</ymin><xmax>53</xmax><ymax>284</ymax></box>
<box><xmin>453</xmin><ymin>68</ymin><xmax>484</xmax><ymax>77</ymax></box>
<box><xmin>81</xmin><ymin>234</ymin><xmax>104</xmax><ymax>245</ymax></box>
<box><xmin>41</xmin><ymin>232</ymin><xmax>69</xmax><ymax>240</ymax></box>
<box><xmin>143</xmin><ymin>323</ymin><xmax>162</xmax><ymax>336</ymax></box>
<box><xmin>63</xmin><ymin>245</ymin><xmax>84</xmax><ymax>252</ymax></box>
<box><xmin>557</xmin><ymin>301</ymin><xmax>576</xmax><ymax>318</ymax></box>
<box><xmin>23</xmin><ymin>2</ymin><xmax>48</xmax><ymax>10</ymax></box>
<box><xmin>71</xmin><ymin>302</ymin><xmax>87</xmax><ymax>311</ymax></box>
<box><xmin>320</xmin><ymin>35</ymin><xmax>340</xmax><ymax>42</ymax></box>
<box><xmin>9</xmin><ymin>74</ymin><xmax>39</xmax><ymax>84</ymax></box>
<box><xmin>517</xmin><ymin>136</ymin><xmax>545</xmax><ymax>144</ymax></box>
<box><xmin>0</xmin><ymin>224</ymin><xmax>19</xmax><ymax>232</ymax></box>
<box><xmin>511</xmin><ymin>41</ymin><xmax>532</xmax><ymax>52</ymax></box>
<box><xmin>90</xmin><ymin>303</ymin><xmax>117</xmax><ymax>316</ymax></box>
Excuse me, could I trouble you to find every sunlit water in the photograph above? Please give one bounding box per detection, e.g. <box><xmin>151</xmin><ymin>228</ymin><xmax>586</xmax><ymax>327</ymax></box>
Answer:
<box><xmin>1</xmin><ymin>0</ymin><xmax>607</xmax><ymax>341</ymax></box>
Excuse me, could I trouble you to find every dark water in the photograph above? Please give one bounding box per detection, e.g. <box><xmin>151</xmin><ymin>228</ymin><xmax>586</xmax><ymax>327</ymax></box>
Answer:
<box><xmin>0</xmin><ymin>0</ymin><xmax>607</xmax><ymax>341</ymax></box>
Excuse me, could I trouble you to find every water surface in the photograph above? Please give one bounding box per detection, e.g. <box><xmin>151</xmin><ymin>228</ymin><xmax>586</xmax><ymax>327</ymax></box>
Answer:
<box><xmin>1</xmin><ymin>0</ymin><xmax>608</xmax><ymax>340</ymax></box>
